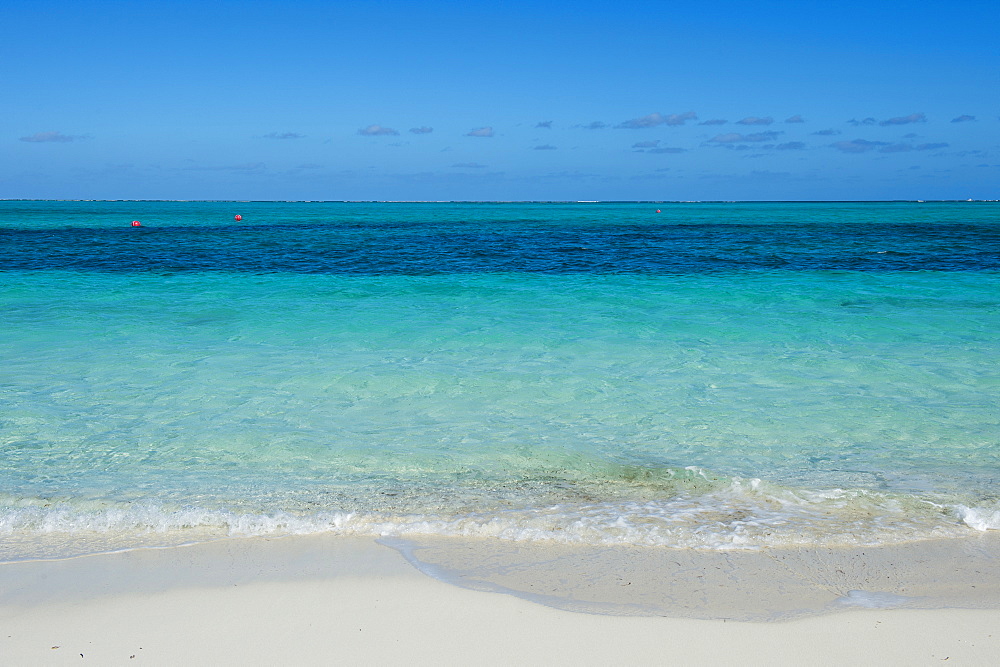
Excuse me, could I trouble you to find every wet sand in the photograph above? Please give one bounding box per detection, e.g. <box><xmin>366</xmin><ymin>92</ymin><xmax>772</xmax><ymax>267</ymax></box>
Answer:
<box><xmin>2</xmin><ymin>534</ymin><xmax>998</xmax><ymax>665</ymax></box>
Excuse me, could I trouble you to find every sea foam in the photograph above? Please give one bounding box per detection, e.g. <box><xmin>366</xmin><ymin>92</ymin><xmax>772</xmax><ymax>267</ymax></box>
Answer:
<box><xmin>3</xmin><ymin>201</ymin><xmax>999</xmax><ymax>562</ymax></box>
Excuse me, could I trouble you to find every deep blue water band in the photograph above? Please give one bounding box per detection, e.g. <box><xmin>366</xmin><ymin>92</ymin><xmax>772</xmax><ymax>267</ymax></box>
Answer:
<box><xmin>4</xmin><ymin>221</ymin><xmax>999</xmax><ymax>274</ymax></box>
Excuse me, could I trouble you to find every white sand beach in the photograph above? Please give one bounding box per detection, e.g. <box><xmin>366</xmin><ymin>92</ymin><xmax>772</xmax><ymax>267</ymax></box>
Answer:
<box><xmin>2</xmin><ymin>534</ymin><xmax>998</xmax><ymax>665</ymax></box>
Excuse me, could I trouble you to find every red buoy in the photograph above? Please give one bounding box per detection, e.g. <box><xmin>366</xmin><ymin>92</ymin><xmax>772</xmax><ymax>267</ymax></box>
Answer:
<box><xmin>131</xmin><ymin>220</ymin><xmax>142</xmax><ymax>227</ymax></box>
<box><xmin>656</xmin><ymin>209</ymin><xmax>661</xmax><ymax>213</ymax></box>
<box><xmin>234</xmin><ymin>214</ymin><xmax>242</xmax><ymax>221</ymax></box>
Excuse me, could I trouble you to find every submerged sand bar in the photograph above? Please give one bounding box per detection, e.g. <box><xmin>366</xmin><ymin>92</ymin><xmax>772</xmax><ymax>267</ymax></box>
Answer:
<box><xmin>2</xmin><ymin>533</ymin><xmax>999</xmax><ymax>664</ymax></box>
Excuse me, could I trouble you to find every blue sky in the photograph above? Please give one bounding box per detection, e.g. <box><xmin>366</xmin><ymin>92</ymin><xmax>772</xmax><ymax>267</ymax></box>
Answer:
<box><xmin>3</xmin><ymin>0</ymin><xmax>998</xmax><ymax>201</ymax></box>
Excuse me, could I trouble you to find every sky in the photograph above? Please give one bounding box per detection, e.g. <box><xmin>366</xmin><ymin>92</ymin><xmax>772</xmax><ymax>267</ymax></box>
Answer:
<box><xmin>3</xmin><ymin>0</ymin><xmax>998</xmax><ymax>201</ymax></box>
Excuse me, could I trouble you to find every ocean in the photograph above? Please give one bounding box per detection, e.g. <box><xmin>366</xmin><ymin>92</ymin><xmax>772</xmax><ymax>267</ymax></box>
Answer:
<box><xmin>2</xmin><ymin>200</ymin><xmax>998</xmax><ymax>561</ymax></box>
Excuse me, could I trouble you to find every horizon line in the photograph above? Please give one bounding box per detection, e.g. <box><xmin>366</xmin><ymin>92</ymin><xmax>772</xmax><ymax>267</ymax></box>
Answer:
<box><xmin>2</xmin><ymin>199</ymin><xmax>997</xmax><ymax>204</ymax></box>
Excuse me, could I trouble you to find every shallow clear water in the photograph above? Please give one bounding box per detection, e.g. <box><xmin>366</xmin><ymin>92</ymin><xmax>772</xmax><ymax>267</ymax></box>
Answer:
<box><xmin>2</xmin><ymin>201</ymin><xmax>999</xmax><ymax>558</ymax></box>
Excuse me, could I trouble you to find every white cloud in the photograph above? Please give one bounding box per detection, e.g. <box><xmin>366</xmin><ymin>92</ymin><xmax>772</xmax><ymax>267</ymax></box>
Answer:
<box><xmin>618</xmin><ymin>111</ymin><xmax>697</xmax><ymax>129</ymax></box>
<box><xmin>663</xmin><ymin>112</ymin><xmax>697</xmax><ymax>126</ymax></box>
<box><xmin>358</xmin><ymin>125</ymin><xmax>399</xmax><ymax>136</ymax></box>
<box><xmin>262</xmin><ymin>132</ymin><xmax>304</xmax><ymax>139</ymax></box>
<box><xmin>409</xmin><ymin>126</ymin><xmax>434</xmax><ymax>134</ymax></box>
<box><xmin>466</xmin><ymin>127</ymin><xmax>494</xmax><ymax>137</ymax></box>
<box><xmin>879</xmin><ymin>112</ymin><xmax>926</xmax><ymax>126</ymax></box>
<box><xmin>831</xmin><ymin>139</ymin><xmax>889</xmax><ymax>153</ymax></box>
<box><xmin>736</xmin><ymin>117</ymin><xmax>774</xmax><ymax>126</ymax></box>
<box><xmin>709</xmin><ymin>131</ymin><xmax>781</xmax><ymax>144</ymax></box>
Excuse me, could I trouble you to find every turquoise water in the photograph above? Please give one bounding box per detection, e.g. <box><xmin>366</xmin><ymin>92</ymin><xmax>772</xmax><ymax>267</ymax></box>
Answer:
<box><xmin>2</xmin><ymin>201</ymin><xmax>999</xmax><ymax>559</ymax></box>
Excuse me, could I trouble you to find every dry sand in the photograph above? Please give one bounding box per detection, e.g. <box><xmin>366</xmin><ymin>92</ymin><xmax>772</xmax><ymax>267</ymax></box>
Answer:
<box><xmin>1</xmin><ymin>534</ymin><xmax>998</xmax><ymax>665</ymax></box>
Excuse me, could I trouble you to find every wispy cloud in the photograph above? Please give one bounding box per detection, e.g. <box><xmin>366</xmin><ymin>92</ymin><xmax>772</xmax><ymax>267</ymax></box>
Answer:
<box><xmin>632</xmin><ymin>140</ymin><xmax>685</xmax><ymax>153</ymax></box>
<box><xmin>876</xmin><ymin>141</ymin><xmax>950</xmax><ymax>154</ymax></box>
<box><xmin>736</xmin><ymin>116</ymin><xmax>774</xmax><ymax>126</ymax></box>
<box><xmin>409</xmin><ymin>126</ymin><xmax>434</xmax><ymax>134</ymax></box>
<box><xmin>358</xmin><ymin>124</ymin><xmax>399</xmax><ymax>136</ymax></box>
<box><xmin>775</xmin><ymin>141</ymin><xmax>806</xmax><ymax>150</ymax></box>
<box><xmin>785</xmin><ymin>115</ymin><xmax>805</xmax><ymax>123</ymax></box>
<box><xmin>182</xmin><ymin>162</ymin><xmax>266</xmax><ymax>172</ymax></box>
<box><xmin>617</xmin><ymin>111</ymin><xmax>697</xmax><ymax>129</ymax></box>
<box><xmin>19</xmin><ymin>131</ymin><xmax>82</xmax><ymax>143</ymax></box>
<box><xmin>951</xmin><ymin>115</ymin><xmax>976</xmax><ymax>123</ymax></box>
<box><xmin>664</xmin><ymin>112</ymin><xmax>698</xmax><ymax>125</ymax></box>
<box><xmin>533</xmin><ymin>144</ymin><xmax>557</xmax><ymax>150</ymax></box>
<box><xmin>847</xmin><ymin>117</ymin><xmax>877</xmax><ymax>127</ymax></box>
<box><xmin>466</xmin><ymin>127</ymin><xmax>494</xmax><ymax>137</ymax></box>
<box><xmin>831</xmin><ymin>139</ymin><xmax>889</xmax><ymax>153</ymax></box>
<box><xmin>812</xmin><ymin>128</ymin><xmax>841</xmax><ymax>136</ymax></box>
<box><xmin>535</xmin><ymin>121</ymin><xmax>553</xmax><ymax>129</ymax></box>
<box><xmin>630</xmin><ymin>171</ymin><xmax>674</xmax><ymax>181</ymax></box>
<box><xmin>879</xmin><ymin>112</ymin><xmax>926</xmax><ymax>126</ymax></box>
<box><xmin>262</xmin><ymin>132</ymin><xmax>304</xmax><ymax>139</ymax></box>
<box><xmin>699</xmin><ymin>119</ymin><xmax>727</xmax><ymax>126</ymax></box>
<box><xmin>582</xmin><ymin>121</ymin><xmax>607</xmax><ymax>130</ymax></box>
<box><xmin>709</xmin><ymin>131</ymin><xmax>782</xmax><ymax>144</ymax></box>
